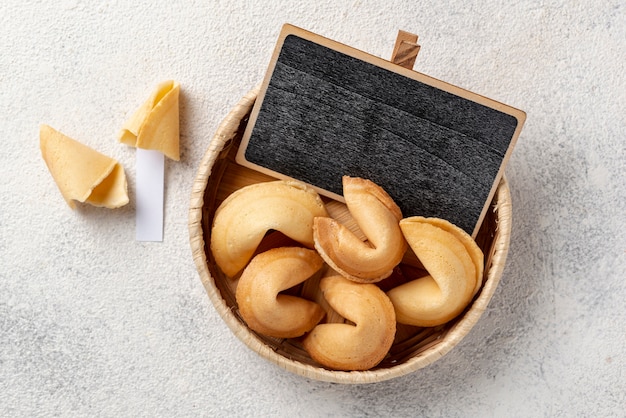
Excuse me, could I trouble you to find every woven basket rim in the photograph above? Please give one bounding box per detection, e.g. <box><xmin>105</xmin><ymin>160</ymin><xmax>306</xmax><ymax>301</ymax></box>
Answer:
<box><xmin>188</xmin><ymin>87</ymin><xmax>512</xmax><ymax>384</ymax></box>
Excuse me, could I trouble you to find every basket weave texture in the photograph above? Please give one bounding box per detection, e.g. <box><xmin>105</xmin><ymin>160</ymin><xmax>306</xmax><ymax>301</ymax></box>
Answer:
<box><xmin>188</xmin><ymin>88</ymin><xmax>512</xmax><ymax>384</ymax></box>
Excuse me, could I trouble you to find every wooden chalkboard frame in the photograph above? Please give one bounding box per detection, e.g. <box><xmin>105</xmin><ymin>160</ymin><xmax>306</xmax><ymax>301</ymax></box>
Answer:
<box><xmin>236</xmin><ymin>24</ymin><xmax>526</xmax><ymax>237</ymax></box>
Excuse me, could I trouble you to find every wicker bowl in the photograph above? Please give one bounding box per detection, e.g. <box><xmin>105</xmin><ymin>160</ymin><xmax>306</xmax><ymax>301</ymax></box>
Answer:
<box><xmin>188</xmin><ymin>87</ymin><xmax>512</xmax><ymax>384</ymax></box>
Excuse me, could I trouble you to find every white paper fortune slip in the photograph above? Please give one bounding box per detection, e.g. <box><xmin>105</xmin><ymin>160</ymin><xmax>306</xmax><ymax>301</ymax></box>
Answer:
<box><xmin>135</xmin><ymin>149</ymin><xmax>164</xmax><ymax>241</ymax></box>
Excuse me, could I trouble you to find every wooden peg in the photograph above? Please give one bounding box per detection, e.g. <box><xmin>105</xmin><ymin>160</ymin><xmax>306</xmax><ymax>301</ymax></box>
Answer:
<box><xmin>391</xmin><ymin>30</ymin><xmax>420</xmax><ymax>70</ymax></box>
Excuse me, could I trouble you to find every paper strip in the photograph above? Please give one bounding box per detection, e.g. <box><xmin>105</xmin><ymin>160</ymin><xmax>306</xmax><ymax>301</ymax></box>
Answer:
<box><xmin>136</xmin><ymin>148</ymin><xmax>164</xmax><ymax>241</ymax></box>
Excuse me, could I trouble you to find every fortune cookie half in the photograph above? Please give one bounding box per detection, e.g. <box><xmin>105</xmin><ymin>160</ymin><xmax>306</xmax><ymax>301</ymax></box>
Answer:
<box><xmin>40</xmin><ymin>125</ymin><xmax>129</xmax><ymax>209</ymax></box>
<box><xmin>119</xmin><ymin>80</ymin><xmax>180</xmax><ymax>160</ymax></box>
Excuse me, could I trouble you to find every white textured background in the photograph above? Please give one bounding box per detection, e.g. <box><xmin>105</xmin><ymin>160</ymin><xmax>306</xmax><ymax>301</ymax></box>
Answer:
<box><xmin>1</xmin><ymin>1</ymin><xmax>624</xmax><ymax>416</ymax></box>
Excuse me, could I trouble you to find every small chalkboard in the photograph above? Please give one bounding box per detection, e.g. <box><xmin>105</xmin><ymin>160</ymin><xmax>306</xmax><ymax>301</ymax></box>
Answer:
<box><xmin>236</xmin><ymin>24</ymin><xmax>525</xmax><ymax>237</ymax></box>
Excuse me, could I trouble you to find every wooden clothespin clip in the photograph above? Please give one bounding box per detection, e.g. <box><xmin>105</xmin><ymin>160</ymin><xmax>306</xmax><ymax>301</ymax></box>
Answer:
<box><xmin>391</xmin><ymin>30</ymin><xmax>420</xmax><ymax>70</ymax></box>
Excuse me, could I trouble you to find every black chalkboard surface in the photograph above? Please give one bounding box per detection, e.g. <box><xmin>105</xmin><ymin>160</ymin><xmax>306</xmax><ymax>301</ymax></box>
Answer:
<box><xmin>236</xmin><ymin>24</ymin><xmax>525</xmax><ymax>237</ymax></box>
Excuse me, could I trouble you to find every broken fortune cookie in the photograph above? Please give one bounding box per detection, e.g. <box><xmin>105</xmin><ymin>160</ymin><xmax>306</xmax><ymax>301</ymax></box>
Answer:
<box><xmin>40</xmin><ymin>124</ymin><xmax>129</xmax><ymax>209</ymax></box>
<box><xmin>118</xmin><ymin>80</ymin><xmax>180</xmax><ymax>160</ymax></box>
